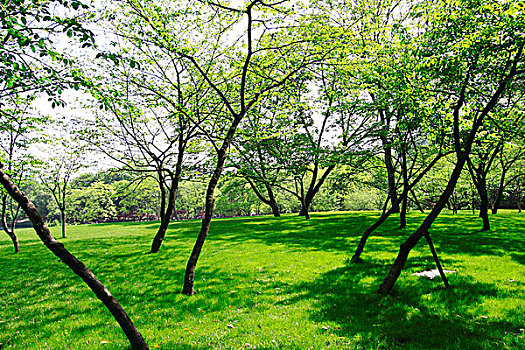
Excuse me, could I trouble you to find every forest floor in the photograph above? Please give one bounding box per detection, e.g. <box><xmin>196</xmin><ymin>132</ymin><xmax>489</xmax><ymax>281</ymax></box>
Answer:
<box><xmin>0</xmin><ymin>210</ymin><xmax>524</xmax><ymax>349</ymax></box>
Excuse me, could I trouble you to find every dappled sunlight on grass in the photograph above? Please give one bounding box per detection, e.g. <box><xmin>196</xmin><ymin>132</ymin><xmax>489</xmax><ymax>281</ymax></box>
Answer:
<box><xmin>0</xmin><ymin>210</ymin><xmax>523</xmax><ymax>349</ymax></box>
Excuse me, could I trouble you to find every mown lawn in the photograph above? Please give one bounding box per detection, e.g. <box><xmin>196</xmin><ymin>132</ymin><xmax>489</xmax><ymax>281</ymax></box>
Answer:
<box><xmin>0</xmin><ymin>210</ymin><xmax>524</xmax><ymax>349</ymax></box>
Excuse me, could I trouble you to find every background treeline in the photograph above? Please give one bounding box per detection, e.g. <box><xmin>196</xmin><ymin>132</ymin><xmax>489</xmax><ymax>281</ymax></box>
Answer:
<box><xmin>18</xmin><ymin>150</ymin><xmax>525</xmax><ymax>226</ymax></box>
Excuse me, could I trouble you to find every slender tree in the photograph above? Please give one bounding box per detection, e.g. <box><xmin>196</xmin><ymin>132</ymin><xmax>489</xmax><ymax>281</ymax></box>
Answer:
<box><xmin>0</xmin><ymin>94</ymin><xmax>42</xmax><ymax>252</ymax></box>
<box><xmin>40</xmin><ymin>143</ymin><xmax>84</xmax><ymax>238</ymax></box>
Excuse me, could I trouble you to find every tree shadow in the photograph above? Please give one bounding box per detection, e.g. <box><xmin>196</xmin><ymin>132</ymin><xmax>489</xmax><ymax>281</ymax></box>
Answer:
<box><xmin>283</xmin><ymin>261</ymin><xmax>524</xmax><ymax>349</ymax></box>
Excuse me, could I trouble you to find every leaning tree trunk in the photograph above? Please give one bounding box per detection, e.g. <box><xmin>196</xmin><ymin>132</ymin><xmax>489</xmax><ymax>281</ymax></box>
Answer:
<box><xmin>378</xmin><ymin>155</ymin><xmax>466</xmax><ymax>295</ymax></box>
<box><xmin>265</xmin><ymin>184</ymin><xmax>280</xmax><ymax>217</ymax></box>
<box><xmin>151</xmin><ymin>146</ymin><xmax>184</xmax><ymax>254</ymax></box>
<box><xmin>150</xmin><ymin>184</ymin><xmax>176</xmax><ymax>254</ymax></box>
<box><xmin>410</xmin><ymin>189</ymin><xmax>425</xmax><ymax>213</ymax></box>
<box><xmin>2</xmin><ymin>195</ymin><xmax>20</xmax><ymax>253</ymax></box>
<box><xmin>350</xmin><ymin>153</ymin><xmax>444</xmax><ymax>263</ymax></box>
<box><xmin>0</xmin><ymin>165</ymin><xmax>148</xmax><ymax>349</ymax></box>
<box><xmin>183</xmin><ymin>117</ymin><xmax>241</xmax><ymax>296</ymax></box>
<box><xmin>377</xmin><ymin>41</ymin><xmax>522</xmax><ymax>294</ymax></box>
<box><xmin>269</xmin><ymin>198</ymin><xmax>280</xmax><ymax>217</ymax></box>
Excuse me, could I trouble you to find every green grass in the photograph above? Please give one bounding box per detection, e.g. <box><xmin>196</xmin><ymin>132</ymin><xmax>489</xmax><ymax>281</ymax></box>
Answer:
<box><xmin>0</xmin><ymin>210</ymin><xmax>524</xmax><ymax>349</ymax></box>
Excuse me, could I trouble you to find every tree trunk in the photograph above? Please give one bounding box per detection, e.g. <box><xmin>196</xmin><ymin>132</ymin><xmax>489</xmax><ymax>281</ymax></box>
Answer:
<box><xmin>183</xmin><ymin>176</ymin><xmax>217</xmax><ymax>295</ymax></box>
<box><xmin>2</xmin><ymin>195</ymin><xmax>20</xmax><ymax>253</ymax></box>
<box><xmin>399</xmin><ymin>146</ymin><xmax>408</xmax><ymax>229</ymax></box>
<box><xmin>265</xmin><ymin>184</ymin><xmax>280</xmax><ymax>217</ymax></box>
<box><xmin>478</xmin><ymin>176</ymin><xmax>490</xmax><ymax>231</ymax></box>
<box><xmin>492</xmin><ymin>169</ymin><xmax>507</xmax><ymax>214</ymax></box>
<box><xmin>0</xmin><ymin>165</ymin><xmax>148</xmax><ymax>349</ymax></box>
<box><xmin>245</xmin><ymin>178</ymin><xmax>280</xmax><ymax>217</ymax></box>
<box><xmin>151</xmin><ymin>143</ymin><xmax>185</xmax><ymax>253</ymax></box>
<box><xmin>384</xmin><ymin>145</ymin><xmax>400</xmax><ymax>213</ymax></box>
<box><xmin>182</xmin><ymin>116</ymin><xmax>241</xmax><ymax>296</ymax></box>
<box><xmin>300</xmin><ymin>199</ymin><xmax>311</xmax><ymax>220</ymax></box>
<box><xmin>400</xmin><ymin>197</ymin><xmax>408</xmax><ymax>228</ymax></box>
<box><xmin>269</xmin><ymin>200</ymin><xmax>280</xmax><ymax>217</ymax></box>
<box><xmin>298</xmin><ymin>201</ymin><xmax>310</xmax><ymax>219</ymax></box>
<box><xmin>467</xmin><ymin>160</ymin><xmax>491</xmax><ymax>231</ymax></box>
<box><xmin>410</xmin><ymin>189</ymin><xmax>425</xmax><ymax>213</ymax></box>
<box><xmin>351</xmin><ymin>203</ymin><xmax>399</xmax><ymax>263</ymax></box>
<box><xmin>479</xmin><ymin>194</ymin><xmax>490</xmax><ymax>231</ymax></box>
<box><xmin>150</xmin><ymin>184</ymin><xmax>176</xmax><ymax>254</ymax></box>
<box><xmin>61</xmin><ymin>210</ymin><xmax>66</xmax><ymax>238</ymax></box>
<box><xmin>297</xmin><ymin>164</ymin><xmax>336</xmax><ymax>219</ymax></box>
<box><xmin>10</xmin><ymin>233</ymin><xmax>19</xmax><ymax>253</ymax></box>
<box><xmin>378</xmin><ymin>155</ymin><xmax>465</xmax><ymax>295</ymax></box>
<box><xmin>350</xmin><ymin>152</ymin><xmax>445</xmax><ymax>263</ymax></box>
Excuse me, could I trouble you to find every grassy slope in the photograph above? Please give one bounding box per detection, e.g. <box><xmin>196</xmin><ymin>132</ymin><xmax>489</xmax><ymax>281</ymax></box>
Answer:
<box><xmin>0</xmin><ymin>211</ymin><xmax>523</xmax><ymax>349</ymax></box>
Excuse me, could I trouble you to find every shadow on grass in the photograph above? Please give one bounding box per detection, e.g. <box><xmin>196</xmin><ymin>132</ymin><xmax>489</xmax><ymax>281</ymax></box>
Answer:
<box><xmin>171</xmin><ymin>212</ymin><xmax>406</xmax><ymax>254</ymax></box>
<box><xmin>285</xmin><ymin>260</ymin><xmax>523</xmax><ymax>349</ymax></box>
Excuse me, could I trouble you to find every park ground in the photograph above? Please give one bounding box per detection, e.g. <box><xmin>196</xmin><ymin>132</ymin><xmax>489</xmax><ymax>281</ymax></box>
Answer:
<box><xmin>0</xmin><ymin>210</ymin><xmax>524</xmax><ymax>349</ymax></box>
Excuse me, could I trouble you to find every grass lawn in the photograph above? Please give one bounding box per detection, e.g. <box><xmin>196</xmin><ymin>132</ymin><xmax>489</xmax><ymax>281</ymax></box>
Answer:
<box><xmin>0</xmin><ymin>210</ymin><xmax>524</xmax><ymax>349</ymax></box>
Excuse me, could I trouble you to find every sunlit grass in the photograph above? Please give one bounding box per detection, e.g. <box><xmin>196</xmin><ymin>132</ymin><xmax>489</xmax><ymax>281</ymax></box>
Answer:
<box><xmin>0</xmin><ymin>210</ymin><xmax>524</xmax><ymax>349</ymax></box>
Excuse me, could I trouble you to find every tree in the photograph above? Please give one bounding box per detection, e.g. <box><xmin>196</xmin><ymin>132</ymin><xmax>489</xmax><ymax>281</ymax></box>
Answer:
<box><xmin>39</xmin><ymin>143</ymin><xmax>84</xmax><ymax>238</ymax></box>
<box><xmin>230</xmin><ymin>100</ymin><xmax>289</xmax><ymax>217</ymax></box>
<box><xmin>0</xmin><ymin>94</ymin><xmax>42</xmax><ymax>252</ymax></box>
<box><xmin>120</xmin><ymin>0</ymin><xmax>330</xmax><ymax>295</ymax></box>
<box><xmin>68</xmin><ymin>182</ymin><xmax>117</xmax><ymax>223</ymax></box>
<box><xmin>466</xmin><ymin>138</ymin><xmax>501</xmax><ymax>231</ymax></box>
<box><xmin>0</xmin><ymin>1</ymin><xmax>148</xmax><ymax>347</ymax></box>
<box><xmin>378</xmin><ymin>0</ymin><xmax>525</xmax><ymax>295</ymax></box>
<box><xmin>80</xmin><ymin>3</ymin><xmax>222</xmax><ymax>252</ymax></box>
<box><xmin>0</xmin><ymin>164</ymin><xmax>148</xmax><ymax>349</ymax></box>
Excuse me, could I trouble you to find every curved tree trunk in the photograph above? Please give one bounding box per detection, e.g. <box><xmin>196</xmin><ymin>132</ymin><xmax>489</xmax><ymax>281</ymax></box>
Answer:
<box><xmin>245</xmin><ymin>178</ymin><xmax>281</xmax><ymax>217</ymax></box>
<box><xmin>0</xmin><ymin>165</ymin><xmax>148</xmax><ymax>349</ymax></box>
<box><xmin>2</xmin><ymin>195</ymin><xmax>20</xmax><ymax>253</ymax></box>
